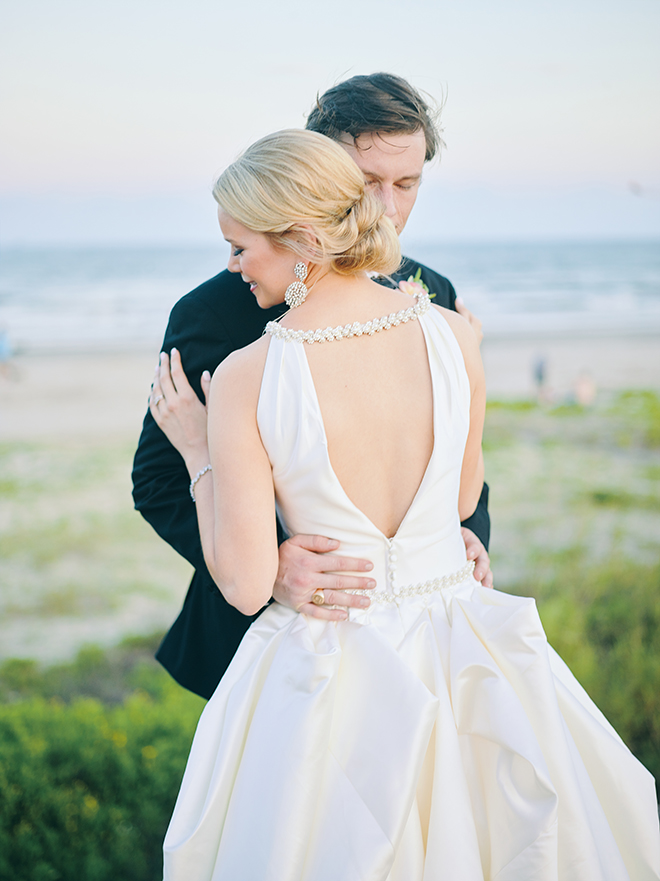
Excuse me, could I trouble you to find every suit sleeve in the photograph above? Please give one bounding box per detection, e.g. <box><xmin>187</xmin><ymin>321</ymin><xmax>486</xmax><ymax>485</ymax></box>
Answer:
<box><xmin>131</xmin><ymin>294</ymin><xmax>232</xmax><ymax>576</ymax></box>
<box><xmin>418</xmin><ymin>265</ymin><xmax>457</xmax><ymax>311</ymax></box>
<box><xmin>460</xmin><ymin>483</ymin><xmax>490</xmax><ymax>551</ymax></box>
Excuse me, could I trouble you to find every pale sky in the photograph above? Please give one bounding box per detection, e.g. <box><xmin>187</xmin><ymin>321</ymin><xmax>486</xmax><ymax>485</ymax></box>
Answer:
<box><xmin>1</xmin><ymin>0</ymin><xmax>659</xmax><ymax>243</ymax></box>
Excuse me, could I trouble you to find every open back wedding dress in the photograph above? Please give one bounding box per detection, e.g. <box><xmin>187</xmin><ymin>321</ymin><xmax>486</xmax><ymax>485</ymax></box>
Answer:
<box><xmin>163</xmin><ymin>296</ymin><xmax>660</xmax><ymax>881</ymax></box>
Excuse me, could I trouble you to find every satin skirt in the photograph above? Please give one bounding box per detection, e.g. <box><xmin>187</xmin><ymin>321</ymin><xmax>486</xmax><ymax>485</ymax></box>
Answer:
<box><xmin>163</xmin><ymin>582</ymin><xmax>660</xmax><ymax>881</ymax></box>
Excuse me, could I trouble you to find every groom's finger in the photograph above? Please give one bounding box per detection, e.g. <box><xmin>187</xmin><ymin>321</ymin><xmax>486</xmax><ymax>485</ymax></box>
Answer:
<box><xmin>284</xmin><ymin>534</ymin><xmax>374</xmax><ymax>574</ymax></box>
<box><xmin>319</xmin><ymin>573</ymin><xmax>376</xmax><ymax>592</ymax></box>
<box><xmin>304</xmin><ymin>575</ymin><xmax>375</xmax><ymax>605</ymax></box>
<box><xmin>311</xmin><ymin>553</ymin><xmax>375</xmax><ymax>575</ymax></box>
<box><xmin>298</xmin><ymin>582</ymin><xmax>374</xmax><ymax>618</ymax></box>
<box><xmin>320</xmin><ymin>586</ymin><xmax>373</xmax><ymax>608</ymax></box>
<box><xmin>301</xmin><ymin>552</ymin><xmax>377</xmax><ymax>594</ymax></box>
<box><xmin>297</xmin><ymin>602</ymin><xmax>350</xmax><ymax>621</ymax></box>
<box><xmin>286</xmin><ymin>533</ymin><xmax>340</xmax><ymax>554</ymax></box>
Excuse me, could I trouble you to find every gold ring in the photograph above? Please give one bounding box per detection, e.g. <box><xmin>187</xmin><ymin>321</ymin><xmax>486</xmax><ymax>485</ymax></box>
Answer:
<box><xmin>311</xmin><ymin>589</ymin><xmax>325</xmax><ymax>606</ymax></box>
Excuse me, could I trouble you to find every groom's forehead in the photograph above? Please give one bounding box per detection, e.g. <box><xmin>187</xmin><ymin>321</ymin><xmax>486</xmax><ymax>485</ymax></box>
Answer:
<box><xmin>336</xmin><ymin>130</ymin><xmax>427</xmax><ymax>178</ymax></box>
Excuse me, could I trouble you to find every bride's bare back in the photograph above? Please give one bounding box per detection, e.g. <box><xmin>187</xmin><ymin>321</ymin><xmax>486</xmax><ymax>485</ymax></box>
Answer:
<box><xmin>277</xmin><ymin>279</ymin><xmax>437</xmax><ymax>537</ymax></box>
<box><xmin>204</xmin><ymin>276</ymin><xmax>484</xmax><ymax>614</ymax></box>
<box><xmin>306</xmin><ymin>316</ymin><xmax>433</xmax><ymax>539</ymax></box>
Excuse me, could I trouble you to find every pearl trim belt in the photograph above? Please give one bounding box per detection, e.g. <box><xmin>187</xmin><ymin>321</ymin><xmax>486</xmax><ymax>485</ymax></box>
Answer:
<box><xmin>349</xmin><ymin>560</ymin><xmax>476</xmax><ymax>604</ymax></box>
<box><xmin>265</xmin><ymin>291</ymin><xmax>431</xmax><ymax>345</ymax></box>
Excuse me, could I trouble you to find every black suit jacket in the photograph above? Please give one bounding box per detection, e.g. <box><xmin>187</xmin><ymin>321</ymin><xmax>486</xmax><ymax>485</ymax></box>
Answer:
<box><xmin>132</xmin><ymin>259</ymin><xmax>489</xmax><ymax>699</ymax></box>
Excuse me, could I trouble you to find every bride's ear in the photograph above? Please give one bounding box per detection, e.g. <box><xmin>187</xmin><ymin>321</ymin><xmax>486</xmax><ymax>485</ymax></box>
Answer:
<box><xmin>285</xmin><ymin>224</ymin><xmax>320</xmax><ymax>261</ymax></box>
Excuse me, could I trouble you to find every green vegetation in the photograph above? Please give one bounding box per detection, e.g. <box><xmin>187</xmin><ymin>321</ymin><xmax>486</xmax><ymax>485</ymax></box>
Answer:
<box><xmin>481</xmin><ymin>391</ymin><xmax>660</xmax><ymax>783</ymax></box>
<box><xmin>519</xmin><ymin>555</ymin><xmax>660</xmax><ymax>781</ymax></box>
<box><xmin>0</xmin><ymin>439</ymin><xmax>192</xmax><ymax>659</ymax></box>
<box><xmin>0</xmin><ymin>638</ymin><xmax>203</xmax><ymax>881</ymax></box>
<box><xmin>0</xmin><ymin>633</ymin><xmax>170</xmax><ymax>705</ymax></box>
<box><xmin>609</xmin><ymin>390</ymin><xmax>660</xmax><ymax>448</ymax></box>
<box><xmin>484</xmin><ymin>391</ymin><xmax>660</xmax><ymax>588</ymax></box>
<box><xmin>586</xmin><ymin>488</ymin><xmax>660</xmax><ymax>511</ymax></box>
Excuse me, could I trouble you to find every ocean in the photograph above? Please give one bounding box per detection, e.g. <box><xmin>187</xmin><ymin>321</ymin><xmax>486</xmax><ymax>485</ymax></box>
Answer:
<box><xmin>0</xmin><ymin>240</ymin><xmax>658</xmax><ymax>354</ymax></box>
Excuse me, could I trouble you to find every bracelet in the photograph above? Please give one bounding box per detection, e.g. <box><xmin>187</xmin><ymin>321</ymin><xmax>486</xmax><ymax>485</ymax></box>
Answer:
<box><xmin>190</xmin><ymin>464</ymin><xmax>212</xmax><ymax>503</ymax></box>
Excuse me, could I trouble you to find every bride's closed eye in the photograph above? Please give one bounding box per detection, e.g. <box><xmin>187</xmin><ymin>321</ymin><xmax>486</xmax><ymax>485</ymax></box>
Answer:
<box><xmin>232</xmin><ymin>247</ymin><xmax>244</xmax><ymax>256</ymax></box>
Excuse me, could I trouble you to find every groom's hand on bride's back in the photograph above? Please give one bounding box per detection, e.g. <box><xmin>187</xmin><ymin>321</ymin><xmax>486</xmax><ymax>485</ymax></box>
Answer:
<box><xmin>273</xmin><ymin>534</ymin><xmax>376</xmax><ymax>619</ymax></box>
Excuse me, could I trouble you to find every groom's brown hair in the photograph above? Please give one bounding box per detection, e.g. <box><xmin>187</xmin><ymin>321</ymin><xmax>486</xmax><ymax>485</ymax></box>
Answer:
<box><xmin>306</xmin><ymin>73</ymin><xmax>443</xmax><ymax>163</ymax></box>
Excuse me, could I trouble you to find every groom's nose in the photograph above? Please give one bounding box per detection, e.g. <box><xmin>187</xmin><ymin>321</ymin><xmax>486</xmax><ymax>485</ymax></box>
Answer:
<box><xmin>377</xmin><ymin>183</ymin><xmax>397</xmax><ymax>219</ymax></box>
<box><xmin>374</xmin><ymin>183</ymin><xmax>401</xmax><ymax>232</ymax></box>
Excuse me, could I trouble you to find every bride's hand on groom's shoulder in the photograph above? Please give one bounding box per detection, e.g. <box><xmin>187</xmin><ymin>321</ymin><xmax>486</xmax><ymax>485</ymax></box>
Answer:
<box><xmin>149</xmin><ymin>348</ymin><xmax>212</xmax><ymax>470</ymax></box>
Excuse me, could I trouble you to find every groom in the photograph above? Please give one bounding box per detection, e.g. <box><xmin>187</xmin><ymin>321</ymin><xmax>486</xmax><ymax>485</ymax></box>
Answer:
<box><xmin>132</xmin><ymin>73</ymin><xmax>491</xmax><ymax>700</ymax></box>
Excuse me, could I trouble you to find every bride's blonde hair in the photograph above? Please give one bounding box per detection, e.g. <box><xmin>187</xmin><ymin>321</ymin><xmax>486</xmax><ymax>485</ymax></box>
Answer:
<box><xmin>212</xmin><ymin>129</ymin><xmax>401</xmax><ymax>276</ymax></box>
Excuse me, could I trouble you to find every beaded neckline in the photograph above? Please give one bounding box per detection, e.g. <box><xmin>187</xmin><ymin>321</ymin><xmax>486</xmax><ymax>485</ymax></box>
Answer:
<box><xmin>264</xmin><ymin>291</ymin><xmax>431</xmax><ymax>345</ymax></box>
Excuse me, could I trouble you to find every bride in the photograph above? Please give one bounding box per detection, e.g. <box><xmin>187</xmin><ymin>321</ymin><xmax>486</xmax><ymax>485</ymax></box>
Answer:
<box><xmin>150</xmin><ymin>129</ymin><xmax>659</xmax><ymax>880</ymax></box>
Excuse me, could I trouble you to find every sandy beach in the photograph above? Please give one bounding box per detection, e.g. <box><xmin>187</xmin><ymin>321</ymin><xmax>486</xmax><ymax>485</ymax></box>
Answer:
<box><xmin>0</xmin><ymin>352</ymin><xmax>157</xmax><ymax>441</ymax></box>
<box><xmin>1</xmin><ymin>329</ymin><xmax>658</xmax><ymax>441</ymax></box>
<box><xmin>480</xmin><ymin>329</ymin><xmax>660</xmax><ymax>398</ymax></box>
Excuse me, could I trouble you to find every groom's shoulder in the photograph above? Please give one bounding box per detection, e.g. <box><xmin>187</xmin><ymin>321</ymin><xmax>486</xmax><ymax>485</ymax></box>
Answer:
<box><xmin>168</xmin><ymin>269</ymin><xmax>283</xmax><ymax>345</ymax></box>
<box><xmin>395</xmin><ymin>256</ymin><xmax>457</xmax><ymax>311</ymax></box>
<box><xmin>172</xmin><ymin>269</ymin><xmax>250</xmax><ymax>321</ymax></box>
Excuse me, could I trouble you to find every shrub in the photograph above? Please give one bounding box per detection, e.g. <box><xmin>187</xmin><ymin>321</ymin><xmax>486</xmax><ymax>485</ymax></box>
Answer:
<box><xmin>531</xmin><ymin>558</ymin><xmax>660</xmax><ymax>783</ymax></box>
<box><xmin>0</xmin><ymin>633</ymin><xmax>173</xmax><ymax>706</ymax></box>
<box><xmin>0</xmin><ymin>643</ymin><xmax>203</xmax><ymax>881</ymax></box>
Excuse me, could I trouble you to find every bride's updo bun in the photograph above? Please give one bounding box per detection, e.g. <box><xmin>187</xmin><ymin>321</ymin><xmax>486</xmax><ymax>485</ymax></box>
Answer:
<box><xmin>213</xmin><ymin>130</ymin><xmax>401</xmax><ymax>277</ymax></box>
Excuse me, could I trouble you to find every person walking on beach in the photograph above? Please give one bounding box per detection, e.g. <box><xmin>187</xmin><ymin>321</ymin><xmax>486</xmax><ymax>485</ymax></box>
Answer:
<box><xmin>152</xmin><ymin>128</ymin><xmax>660</xmax><ymax>880</ymax></box>
<box><xmin>132</xmin><ymin>73</ymin><xmax>492</xmax><ymax>700</ymax></box>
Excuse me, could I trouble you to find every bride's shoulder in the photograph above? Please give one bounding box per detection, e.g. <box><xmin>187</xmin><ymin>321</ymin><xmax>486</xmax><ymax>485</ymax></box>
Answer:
<box><xmin>431</xmin><ymin>303</ymin><xmax>473</xmax><ymax>341</ymax></box>
<box><xmin>430</xmin><ymin>304</ymin><xmax>482</xmax><ymax>372</ymax></box>
<box><xmin>210</xmin><ymin>336</ymin><xmax>270</xmax><ymax>403</ymax></box>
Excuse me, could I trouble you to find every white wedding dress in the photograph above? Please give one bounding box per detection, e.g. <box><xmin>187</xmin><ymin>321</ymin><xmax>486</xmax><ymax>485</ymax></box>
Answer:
<box><xmin>163</xmin><ymin>300</ymin><xmax>660</xmax><ymax>880</ymax></box>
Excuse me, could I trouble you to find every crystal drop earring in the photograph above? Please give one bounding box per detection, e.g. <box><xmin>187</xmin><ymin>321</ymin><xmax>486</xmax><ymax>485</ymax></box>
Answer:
<box><xmin>284</xmin><ymin>262</ymin><xmax>309</xmax><ymax>309</ymax></box>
